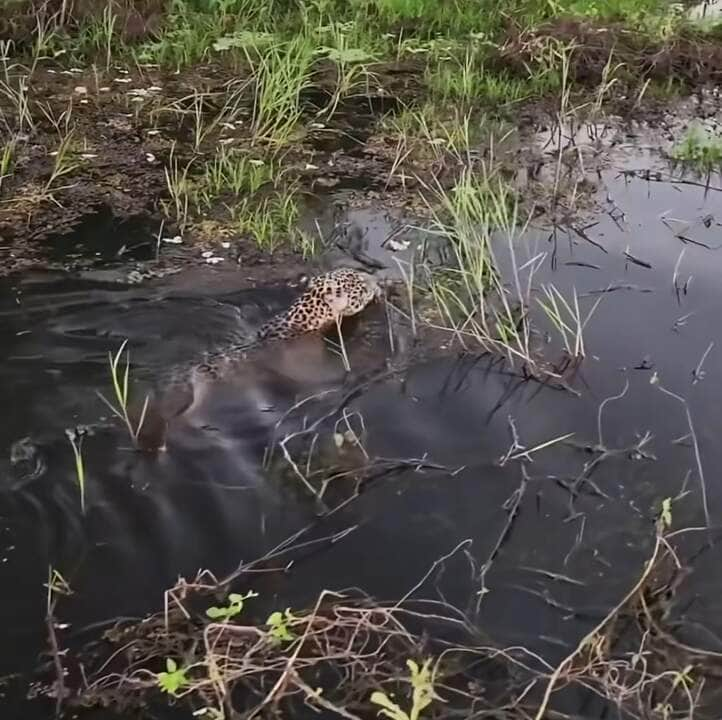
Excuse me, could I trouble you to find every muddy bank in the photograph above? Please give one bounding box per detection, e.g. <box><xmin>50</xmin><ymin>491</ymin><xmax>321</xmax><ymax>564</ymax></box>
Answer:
<box><xmin>2</xmin><ymin>4</ymin><xmax>722</xmax><ymax>280</ymax></box>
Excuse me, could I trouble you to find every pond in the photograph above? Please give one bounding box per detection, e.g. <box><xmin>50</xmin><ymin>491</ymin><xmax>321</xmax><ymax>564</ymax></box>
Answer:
<box><xmin>2</xmin><ymin>131</ymin><xmax>722</xmax><ymax>718</ymax></box>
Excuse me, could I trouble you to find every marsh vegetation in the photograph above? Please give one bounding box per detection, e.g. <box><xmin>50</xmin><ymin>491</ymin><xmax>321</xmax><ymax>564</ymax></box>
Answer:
<box><xmin>2</xmin><ymin>1</ymin><xmax>722</xmax><ymax>719</ymax></box>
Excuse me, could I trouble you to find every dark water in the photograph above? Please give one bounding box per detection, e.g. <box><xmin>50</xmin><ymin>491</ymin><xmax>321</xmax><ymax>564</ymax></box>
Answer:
<box><xmin>2</xmin><ymin>152</ymin><xmax>722</xmax><ymax>718</ymax></box>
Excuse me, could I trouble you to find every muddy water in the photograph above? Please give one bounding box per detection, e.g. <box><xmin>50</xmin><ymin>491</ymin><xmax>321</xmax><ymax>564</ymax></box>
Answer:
<box><xmin>2</xmin><ymin>144</ymin><xmax>722</xmax><ymax>718</ymax></box>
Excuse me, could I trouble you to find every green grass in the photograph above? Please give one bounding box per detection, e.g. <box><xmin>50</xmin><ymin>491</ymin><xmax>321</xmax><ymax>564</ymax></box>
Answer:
<box><xmin>425</xmin><ymin>52</ymin><xmax>562</xmax><ymax>108</ymax></box>
<box><xmin>246</xmin><ymin>36</ymin><xmax>315</xmax><ymax>144</ymax></box>
<box><xmin>5</xmin><ymin>0</ymin><xmax>720</xmax><ymax>266</ymax></box>
<box><xmin>227</xmin><ymin>186</ymin><xmax>300</xmax><ymax>252</ymax></box>
<box><xmin>197</xmin><ymin>148</ymin><xmax>277</xmax><ymax>203</ymax></box>
<box><xmin>0</xmin><ymin>137</ymin><xmax>16</xmax><ymax>193</ymax></box>
<box><xmin>14</xmin><ymin>0</ymin><xmax>704</xmax><ymax>72</ymax></box>
<box><xmin>671</xmin><ymin>123</ymin><xmax>722</xmax><ymax>175</ymax></box>
<box><xmin>420</xmin><ymin>169</ymin><xmax>538</xmax><ymax>366</ymax></box>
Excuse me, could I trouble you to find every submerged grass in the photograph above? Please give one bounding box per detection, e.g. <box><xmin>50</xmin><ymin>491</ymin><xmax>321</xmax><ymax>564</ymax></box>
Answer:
<box><xmin>65</xmin><ymin>428</ymin><xmax>86</xmax><ymax>513</ymax></box>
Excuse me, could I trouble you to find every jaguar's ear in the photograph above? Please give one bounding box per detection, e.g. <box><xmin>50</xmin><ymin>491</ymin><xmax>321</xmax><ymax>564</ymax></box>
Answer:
<box><xmin>295</xmin><ymin>272</ymin><xmax>310</xmax><ymax>288</ymax></box>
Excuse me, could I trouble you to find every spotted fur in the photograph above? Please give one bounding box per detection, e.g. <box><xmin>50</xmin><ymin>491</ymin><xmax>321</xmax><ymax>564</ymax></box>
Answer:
<box><xmin>152</xmin><ymin>269</ymin><xmax>382</xmax><ymax>427</ymax></box>
<box><xmin>173</xmin><ymin>268</ymin><xmax>381</xmax><ymax>381</ymax></box>
<box><xmin>256</xmin><ymin>268</ymin><xmax>381</xmax><ymax>341</ymax></box>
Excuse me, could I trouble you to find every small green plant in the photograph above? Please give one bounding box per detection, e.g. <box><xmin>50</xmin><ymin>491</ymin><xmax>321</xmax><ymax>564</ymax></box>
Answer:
<box><xmin>671</xmin><ymin>123</ymin><xmax>722</xmax><ymax>174</ymax></box>
<box><xmin>76</xmin><ymin>1</ymin><xmax>119</xmax><ymax>68</ymax></box>
<box><xmin>65</xmin><ymin>427</ymin><xmax>87</xmax><ymax>513</ymax></box>
<box><xmin>157</xmin><ymin>658</ymin><xmax>190</xmax><ymax>696</ymax></box>
<box><xmin>206</xmin><ymin>591</ymin><xmax>258</xmax><ymax>620</ymax></box>
<box><xmin>371</xmin><ymin>658</ymin><xmax>441</xmax><ymax>720</ymax></box>
<box><xmin>0</xmin><ymin>73</ymin><xmax>34</xmax><ymax>134</ymax></box>
<box><xmin>295</xmin><ymin>229</ymin><xmax>319</xmax><ymax>259</ymax></box>
<box><xmin>213</xmin><ymin>30</ymin><xmax>277</xmax><ymax>53</ymax></box>
<box><xmin>659</xmin><ymin>496</ymin><xmax>673</xmax><ymax>529</ymax></box>
<box><xmin>425</xmin><ymin>49</ymin><xmax>489</xmax><ymax>107</ymax></box>
<box><xmin>163</xmin><ymin>147</ymin><xmax>195</xmax><ymax>231</ymax></box>
<box><xmin>0</xmin><ymin>137</ymin><xmax>16</xmax><ymax>192</ymax></box>
<box><xmin>46</xmin><ymin>566</ymin><xmax>73</xmax><ymax>605</ymax></box>
<box><xmin>317</xmin><ymin>24</ymin><xmax>377</xmax><ymax>118</ymax></box>
<box><xmin>266</xmin><ymin>608</ymin><xmax>298</xmax><ymax>643</ymax></box>
<box><xmin>45</xmin><ymin>129</ymin><xmax>80</xmax><ymax>194</ymax></box>
<box><xmin>133</xmin><ymin>0</ymin><xmax>258</xmax><ymax>68</ymax></box>
<box><xmin>96</xmin><ymin>340</ymin><xmax>150</xmax><ymax>447</ymax></box>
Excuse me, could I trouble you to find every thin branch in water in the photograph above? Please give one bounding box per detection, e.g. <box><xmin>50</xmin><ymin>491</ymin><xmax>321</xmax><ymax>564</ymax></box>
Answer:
<box><xmin>692</xmin><ymin>341</ymin><xmax>714</xmax><ymax>384</ymax></box>
<box><xmin>597</xmin><ymin>378</ymin><xmax>629</xmax><ymax>448</ymax></box>
<box><xmin>652</xmin><ymin>376</ymin><xmax>711</xmax><ymax>530</ymax></box>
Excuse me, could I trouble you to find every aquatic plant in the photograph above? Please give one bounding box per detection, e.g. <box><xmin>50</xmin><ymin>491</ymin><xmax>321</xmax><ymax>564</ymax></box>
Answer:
<box><xmin>97</xmin><ymin>340</ymin><xmax>150</xmax><ymax>448</ymax></box>
<box><xmin>536</xmin><ymin>283</ymin><xmax>602</xmax><ymax>359</ymax></box>
<box><xmin>422</xmin><ymin>168</ymin><xmax>538</xmax><ymax>368</ymax></box>
<box><xmin>65</xmin><ymin>428</ymin><xmax>86</xmax><ymax>513</ymax></box>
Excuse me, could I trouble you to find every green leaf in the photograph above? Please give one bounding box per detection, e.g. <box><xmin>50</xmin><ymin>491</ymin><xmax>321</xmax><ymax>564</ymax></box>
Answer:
<box><xmin>267</xmin><ymin>608</ymin><xmax>297</xmax><ymax>643</ymax></box>
<box><xmin>213</xmin><ymin>31</ymin><xmax>276</xmax><ymax>52</ymax></box>
<box><xmin>157</xmin><ymin>658</ymin><xmax>188</xmax><ymax>696</ymax></box>
<box><xmin>206</xmin><ymin>606</ymin><xmax>226</xmax><ymax>619</ymax></box>
<box><xmin>206</xmin><ymin>590</ymin><xmax>257</xmax><ymax>620</ymax></box>
<box><xmin>370</xmin><ymin>691</ymin><xmax>408</xmax><ymax>720</ymax></box>
<box><xmin>319</xmin><ymin>45</ymin><xmax>374</xmax><ymax>63</ymax></box>
<box><xmin>661</xmin><ymin>497</ymin><xmax>673</xmax><ymax>528</ymax></box>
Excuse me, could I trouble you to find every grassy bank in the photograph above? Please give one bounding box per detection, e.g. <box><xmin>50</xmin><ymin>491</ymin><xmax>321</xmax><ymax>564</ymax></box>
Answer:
<box><xmin>1</xmin><ymin>1</ymin><xmax>720</xmax><ymax>255</ymax></box>
<box><xmin>0</xmin><ymin>1</ymin><xmax>720</xmax><ymax>292</ymax></box>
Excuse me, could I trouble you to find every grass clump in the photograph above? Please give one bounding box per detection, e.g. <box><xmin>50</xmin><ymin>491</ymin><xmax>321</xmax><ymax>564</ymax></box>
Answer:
<box><xmin>421</xmin><ymin>169</ymin><xmax>538</xmax><ymax>367</ymax></box>
<box><xmin>245</xmin><ymin>36</ymin><xmax>315</xmax><ymax>144</ymax></box>
<box><xmin>671</xmin><ymin>123</ymin><xmax>722</xmax><ymax>175</ymax></box>
<box><xmin>196</xmin><ymin>148</ymin><xmax>277</xmax><ymax>205</ymax></box>
<box><xmin>227</xmin><ymin>186</ymin><xmax>300</xmax><ymax>252</ymax></box>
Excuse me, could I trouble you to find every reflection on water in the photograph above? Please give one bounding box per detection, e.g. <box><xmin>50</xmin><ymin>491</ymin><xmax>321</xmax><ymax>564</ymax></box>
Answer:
<box><xmin>3</xmin><ymin>154</ymin><xmax>722</xmax><ymax>717</ymax></box>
